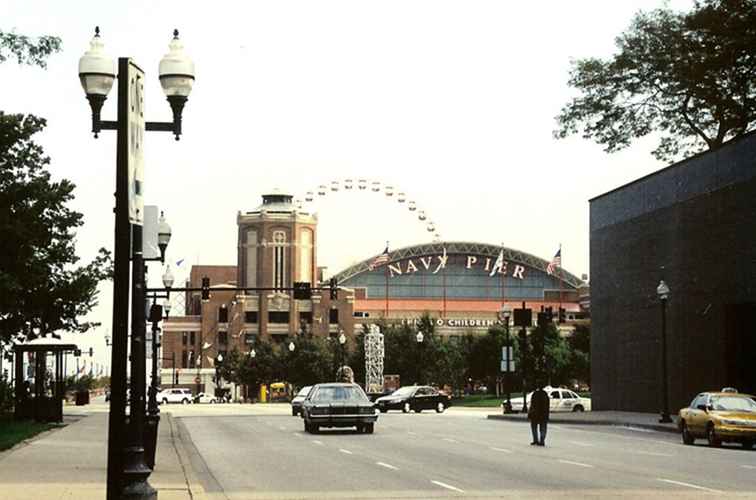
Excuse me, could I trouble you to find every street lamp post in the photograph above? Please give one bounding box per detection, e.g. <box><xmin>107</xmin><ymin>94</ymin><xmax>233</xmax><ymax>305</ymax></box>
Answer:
<box><xmin>657</xmin><ymin>280</ymin><xmax>672</xmax><ymax>423</ymax></box>
<box><xmin>416</xmin><ymin>331</ymin><xmax>424</xmax><ymax>384</ymax></box>
<box><xmin>78</xmin><ymin>27</ymin><xmax>194</xmax><ymax>499</ymax></box>
<box><xmin>500</xmin><ymin>305</ymin><xmax>513</xmax><ymax>413</ymax></box>
<box><xmin>215</xmin><ymin>354</ymin><xmax>224</xmax><ymax>401</ymax></box>
<box><xmin>338</xmin><ymin>331</ymin><xmax>346</xmax><ymax>370</ymax></box>
<box><xmin>287</xmin><ymin>341</ymin><xmax>295</xmax><ymax>396</ymax></box>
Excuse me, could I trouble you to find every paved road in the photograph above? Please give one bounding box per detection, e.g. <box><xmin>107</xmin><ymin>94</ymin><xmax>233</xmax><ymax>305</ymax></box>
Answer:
<box><xmin>171</xmin><ymin>404</ymin><xmax>756</xmax><ymax>498</ymax></box>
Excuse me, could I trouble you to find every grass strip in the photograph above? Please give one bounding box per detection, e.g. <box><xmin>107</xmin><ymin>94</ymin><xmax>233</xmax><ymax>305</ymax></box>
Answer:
<box><xmin>0</xmin><ymin>414</ymin><xmax>57</xmax><ymax>451</ymax></box>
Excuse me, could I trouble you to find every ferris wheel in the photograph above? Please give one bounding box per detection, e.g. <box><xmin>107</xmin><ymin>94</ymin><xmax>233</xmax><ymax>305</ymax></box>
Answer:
<box><xmin>297</xmin><ymin>178</ymin><xmax>440</xmax><ymax>241</ymax></box>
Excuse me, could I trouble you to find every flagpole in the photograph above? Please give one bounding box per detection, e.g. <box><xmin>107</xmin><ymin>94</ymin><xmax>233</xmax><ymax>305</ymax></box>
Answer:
<box><xmin>384</xmin><ymin>241</ymin><xmax>389</xmax><ymax>319</ymax></box>
<box><xmin>558</xmin><ymin>243</ymin><xmax>563</xmax><ymax>315</ymax></box>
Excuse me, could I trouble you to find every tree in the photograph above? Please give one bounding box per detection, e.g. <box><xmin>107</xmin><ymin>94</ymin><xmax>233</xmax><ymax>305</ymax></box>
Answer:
<box><xmin>1</xmin><ymin>30</ymin><xmax>110</xmax><ymax>344</ymax></box>
<box><xmin>0</xmin><ymin>30</ymin><xmax>61</xmax><ymax>68</ymax></box>
<box><xmin>554</xmin><ymin>0</ymin><xmax>756</xmax><ymax>162</ymax></box>
<box><xmin>0</xmin><ymin>114</ymin><xmax>112</xmax><ymax>344</ymax></box>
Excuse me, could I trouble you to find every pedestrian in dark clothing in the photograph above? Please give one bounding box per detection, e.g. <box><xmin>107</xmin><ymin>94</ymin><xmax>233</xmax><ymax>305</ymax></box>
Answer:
<box><xmin>528</xmin><ymin>386</ymin><xmax>550</xmax><ymax>446</ymax></box>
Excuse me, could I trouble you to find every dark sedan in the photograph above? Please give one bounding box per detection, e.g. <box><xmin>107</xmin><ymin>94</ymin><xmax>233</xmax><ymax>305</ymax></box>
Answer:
<box><xmin>375</xmin><ymin>385</ymin><xmax>451</xmax><ymax>413</ymax></box>
<box><xmin>301</xmin><ymin>383</ymin><xmax>378</xmax><ymax>434</ymax></box>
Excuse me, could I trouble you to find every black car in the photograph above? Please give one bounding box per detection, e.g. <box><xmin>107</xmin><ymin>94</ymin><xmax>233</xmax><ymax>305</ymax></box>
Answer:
<box><xmin>291</xmin><ymin>385</ymin><xmax>312</xmax><ymax>416</ymax></box>
<box><xmin>301</xmin><ymin>383</ymin><xmax>378</xmax><ymax>434</ymax></box>
<box><xmin>375</xmin><ymin>385</ymin><xmax>451</xmax><ymax>413</ymax></box>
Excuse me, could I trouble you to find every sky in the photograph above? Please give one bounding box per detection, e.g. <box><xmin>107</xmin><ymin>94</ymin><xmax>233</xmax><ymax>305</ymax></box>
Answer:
<box><xmin>1</xmin><ymin>0</ymin><xmax>694</xmax><ymax>371</ymax></box>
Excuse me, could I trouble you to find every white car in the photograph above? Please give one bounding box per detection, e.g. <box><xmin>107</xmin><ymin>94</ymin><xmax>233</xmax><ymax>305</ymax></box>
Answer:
<box><xmin>193</xmin><ymin>392</ymin><xmax>217</xmax><ymax>404</ymax></box>
<box><xmin>506</xmin><ymin>387</ymin><xmax>591</xmax><ymax>413</ymax></box>
<box><xmin>157</xmin><ymin>388</ymin><xmax>193</xmax><ymax>405</ymax></box>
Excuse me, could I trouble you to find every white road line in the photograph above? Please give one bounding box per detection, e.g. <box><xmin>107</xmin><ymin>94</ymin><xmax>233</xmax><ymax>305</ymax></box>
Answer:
<box><xmin>278</xmin><ymin>427</ymin><xmax>286</xmax><ymax>431</ymax></box>
<box><xmin>631</xmin><ymin>450</ymin><xmax>674</xmax><ymax>457</ymax></box>
<box><xmin>376</xmin><ymin>462</ymin><xmax>399</xmax><ymax>470</ymax></box>
<box><xmin>568</xmin><ymin>440</ymin><xmax>593</xmax><ymax>447</ymax></box>
<box><xmin>624</xmin><ymin>426</ymin><xmax>654</xmax><ymax>433</ymax></box>
<box><xmin>741</xmin><ymin>465</ymin><xmax>756</xmax><ymax>470</ymax></box>
<box><xmin>312</xmin><ymin>440</ymin><xmax>324</xmax><ymax>445</ymax></box>
<box><xmin>339</xmin><ymin>449</ymin><xmax>353</xmax><ymax>455</ymax></box>
<box><xmin>407</xmin><ymin>431</ymin><xmax>417</xmax><ymax>435</ymax></box>
<box><xmin>443</xmin><ymin>438</ymin><xmax>459</xmax><ymax>443</ymax></box>
<box><xmin>490</xmin><ymin>447</ymin><xmax>512</xmax><ymax>453</ymax></box>
<box><xmin>658</xmin><ymin>478</ymin><xmax>723</xmax><ymax>493</ymax></box>
<box><xmin>558</xmin><ymin>459</ymin><xmax>594</xmax><ymax>468</ymax></box>
<box><xmin>432</xmin><ymin>480</ymin><xmax>465</xmax><ymax>493</ymax></box>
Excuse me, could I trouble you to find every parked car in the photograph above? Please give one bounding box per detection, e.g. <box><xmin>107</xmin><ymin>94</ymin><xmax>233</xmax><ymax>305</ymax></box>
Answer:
<box><xmin>291</xmin><ymin>386</ymin><xmax>312</xmax><ymax>416</ymax></box>
<box><xmin>374</xmin><ymin>385</ymin><xmax>451</xmax><ymax>413</ymax></box>
<box><xmin>301</xmin><ymin>383</ymin><xmax>378</xmax><ymax>434</ymax></box>
<box><xmin>157</xmin><ymin>388</ymin><xmax>193</xmax><ymax>405</ymax></box>
<box><xmin>678</xmin><ymin>390</ymin><xmax>756</xmax><ymax>448</ymax></box>
<box><xmin>193</xmin><ymin>392</ymin><xmax>217</xmax><ymax>404</ymax></box>
<box><xmin>507</xmin><ymin>387</ymin><xmax>591</xmax><ymax>413</ymax></box>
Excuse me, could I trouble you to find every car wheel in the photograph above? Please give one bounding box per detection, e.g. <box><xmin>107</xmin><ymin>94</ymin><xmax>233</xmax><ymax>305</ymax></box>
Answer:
<box><xmin>162</xmin><ymin>398</ymin><xmax>168</xmax><ymax>405</ymax></box>
<box><xmin>356</xmin><ymin>424</ymin><xmax>364</xmax><ymax>433</ymax></box>
<box><xmin>379</xmin><ymin>409</ymin><xmax>387</xmax><ymax>413</ymax></box>
<box><xmin>572</xmin><ymin>405</ymin><xmax>584</xmax><ymax>412</ymax></box>
<box><xmin>304</xmin><ymin>421</ymin><xmax>311</xmax><ymax>433</ymax></box>
<box><xmin>436</xmin><ymin>402</ymin><xmax>445</xmax><ymax>413</ymax></box>
<box><xmin>365</xmin><ymin>423</ymin><xmax>374</xmax><ymax>434</ymax></box>
<box><xmin>742</xmin><ymin>440</ymin><xmax>754</xmax><ymax>450</ymax></box>
<box><xmin>182</xmin><ymin>398</ymin><xmax>189</xmax><ymax>405</ymax></box>
<box><xmin>402</xmin><ymin>402</ymin><xmax>410</xmax><ymax>413</ymax></box>
<box><xmin>681</xmin><ymin>421</ymin><xmax>694</xmax><ymax>445</ymax></box>
<box><xmin>414</xmin><ymin>407</ymin><xmax>422</xmax><ymax>413</ymax></box>
<box><xmin>292</xmin><ymin>408</ymin><xmax>297</xmax><ymax>416</ymax></box>
<box><xmin>706</xmin><ymin>423</ymin><xmax>721</xmax><ymax>447</ymax></box>
<box><xmin>210</xmin><ymin>399</ymin><xmax>216</xmax><ymax>404</ymax></box>
<box><xmin>312</xmin><ymin>424</ymin><xmax>319</xmax><ymax>434</ymax></box>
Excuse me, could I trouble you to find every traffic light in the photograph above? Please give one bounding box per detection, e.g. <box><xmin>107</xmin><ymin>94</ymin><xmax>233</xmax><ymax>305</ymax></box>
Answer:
<box><xmin>89</xmin><ymin>348</ymin><xmax>93</xmax><ymax>357</ymax></box>
<box><xmin>329</xmin><ymin>277</ymin><xmax>338</xmax><ymax>300</ymax></box>
<box><xmin>174</xmin><ymin>370</ymin><xmax>179</xmax><ymax>385</ymax></box>
<box><xmin>293</xmin><ymin>281</ymin><xmax>312</xmax><ymax>300</ymax></box>
<box><xmin>201</xmin><ymin>276</ymin><xmax>210</xmax><ymax>302</ymax></box>
<box><xmin>558</xmin><ymin>307</ymin><xmax>566</xmax><ymax>323</ymax></box>
<box><xmin>74</xmin><ymin>349</ymin><xmax>81</xmax><ymax>357</ymax></box>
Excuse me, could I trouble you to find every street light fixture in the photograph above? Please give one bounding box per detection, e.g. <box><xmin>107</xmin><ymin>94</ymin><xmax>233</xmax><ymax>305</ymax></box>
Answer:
<box><xmin>157</xmin><ymin>211</ymin><xmax>172</xmax><ymax>262</ymax></box>
<box><xmin>79</xmin><ymin>26</ymin><xmax>194</xmax><ymax>499</ymax></box>
<box><xmin>416</xmin><ymin>331</ymin><xmax>424</xmax><ymax>384</ymax></box>
<box><xmin>657</xmin><ymin>279</ymin><xmax>672</xmax><ymax>423</ymax></box>
<box><xmin>338</xmin><ymin>331</ymin><xmax>346</xmax><ymax>370</ymax></box>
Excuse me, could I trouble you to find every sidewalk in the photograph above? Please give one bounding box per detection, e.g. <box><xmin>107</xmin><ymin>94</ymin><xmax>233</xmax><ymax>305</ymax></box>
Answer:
<box><xmin>0</xmin><ymin>406</ymin><xmax>205</xmax><ymax>499</ymax></box>
<box><xmin>488</xmin><ymin>410</ymin><xmax>680</xmax><ymax>434</ymax></box>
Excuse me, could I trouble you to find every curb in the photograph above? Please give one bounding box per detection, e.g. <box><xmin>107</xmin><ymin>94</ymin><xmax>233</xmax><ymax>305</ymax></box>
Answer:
<box><xmin>166</xmin><ymin>413</ymin><xmax>208</xmax><ymax>500</ymax></box>
<box><xmin>486</xmin><ymin>414</ymin><xmax>680</xmax><ymax>434</ymax></box>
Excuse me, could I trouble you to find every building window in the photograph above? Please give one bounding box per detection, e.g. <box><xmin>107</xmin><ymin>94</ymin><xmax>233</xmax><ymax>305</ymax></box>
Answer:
<box><xmin>299</xmin><ymin>311</ymin><xmax>312</xmax><ymax>324</ymax></box>
<box><xmin>244</xmin><ymin>333</ymin><xmax>257</xmax><ymax>345</ymax></box>
<box><xmin>182</xmin><ymin>332</ymin><xmax>188</xmax><ymax>346</ymax></box>
<box><xmin>273</xmin><ymin>231</ymin><xmax>286</xmax><ymax>291</ymax></box>
<box><xmin>218</xmin><ymin>331</ymin><xmax>228</xmax><ymax>345</ymax></box>
<box><xmin>246</xmin><ymin>229</ymin><xmax>257</xmax><ymax>288</ymax></box>
<box><xmin>269</xmin><ymin>311</ymin><xmax>290</xmax><ymax>324</ymax></box>
<box><xmin>190</xmin><ymin>332</ymin><xmax>196</xmax><ymax>345</ymax></box>
<box><xmin>219</xmin><ymin>306</ymin><xmax>228</xmax><ymax>323</ymax></box>
<box><xmin>188</xmin><ymin>350</ymin><xmax>195</xmax><ymax>368</ymax></box>
<box><xmin>245</xmin><ymin>311</ymin><xmax>258</xmax><ymax>323</ymax></box>
<box><xmin>299</xmin><ymin>228</ymin><xmax>313</xmax><ymax>283</ymax></box>
<box><xmin>182</xmin><ymin>350</ymin><xmax>188</xmax><ymax>368</ymax></box>
<box><xmin>353</xmin><ymin>311</ymin><xmax>369</xmax><ymax>318</ymax></box>
<box><xmin>329</xmin><ymin>308</ymin><xmax>339</xmax><ymax>324</ymax></box>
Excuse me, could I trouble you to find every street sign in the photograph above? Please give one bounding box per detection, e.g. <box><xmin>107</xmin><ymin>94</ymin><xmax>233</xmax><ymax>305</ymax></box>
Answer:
<box><xmin>142</xmin><ymin>205</ymin><xmax>160</xmax><ymax>258</ymax></box>
<box><xmin>127</xmin><ymin>61</ymin><xmax>145</xmax><ymax>225</ymax></box>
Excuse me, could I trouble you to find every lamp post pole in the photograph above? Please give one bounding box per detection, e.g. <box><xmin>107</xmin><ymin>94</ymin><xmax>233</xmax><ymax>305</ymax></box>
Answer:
<box><xmin>657</xmin><ymin>280</ymin><xmax>672</xmax><ymax>423</ymax></box>
<box><xmin>501</xmin><ymin>306</ymin><xmax>512</xmax><ymax>413</ymax></box>
<box><xmin>78</xmin><ymin>27</ymin><xmax>194</xmax><ymax>499</ymax></box>
<box><xmin>416</xmin><ymin>332</ymin><xmax>424</xmax><ymax>384</ymax></box>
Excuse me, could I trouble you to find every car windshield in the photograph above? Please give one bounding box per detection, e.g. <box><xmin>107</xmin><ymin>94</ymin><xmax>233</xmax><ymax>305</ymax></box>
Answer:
<box><xmin>710</xmin><ymin>396</ymin><xmax>756</xmax><ymax>412</ymax></box>
<box><xmin>312</xmin><ymin>386</ymin><xmax>368</xmax><ymax>402</ymax></box>
<box><xmin>297</xmin><ymin>387</ymin><xmax>311</xmax><ymax>397</ymax></box>
<box><xmin>391</xmin><ymin>387</ymin><xmax>416</xmax><ymax>397</ymax></box>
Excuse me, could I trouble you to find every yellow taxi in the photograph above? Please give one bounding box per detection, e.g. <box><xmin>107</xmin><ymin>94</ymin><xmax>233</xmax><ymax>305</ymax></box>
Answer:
<box><xmin>678</xmin><ymin>389</ymin><xmax>756</xmax><ymax>449</ymax></box>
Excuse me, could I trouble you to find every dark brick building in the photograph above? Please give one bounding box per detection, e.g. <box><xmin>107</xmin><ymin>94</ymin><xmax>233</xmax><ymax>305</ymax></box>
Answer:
<box><xmin>590</xmin><ymin>131</ymin><xmax>756</xmax><ymax>412</ymax></box>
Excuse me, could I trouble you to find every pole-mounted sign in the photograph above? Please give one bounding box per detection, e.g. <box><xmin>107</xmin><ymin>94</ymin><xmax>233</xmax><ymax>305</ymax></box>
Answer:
<box><xmin>127</xmin><ymin>61</ymin><xmax>145</xmax><ymax>226</ymax></box>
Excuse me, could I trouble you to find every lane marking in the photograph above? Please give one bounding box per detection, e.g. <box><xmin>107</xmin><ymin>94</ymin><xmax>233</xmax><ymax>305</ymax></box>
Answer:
<box><xmin>568</xmin><ymin>440</ymin><xmax>593</xmax><ymax>447</ymax></box>
<box><xmin>278</xmin><ymin>427</ymin><xmax>286</xmax><ymax>431</ymax></box>
<box><xmin>741</xmin><ymin>465</ymin><xmax>756</xmax><ymax>470</ymax></box>
<box><xmin>558</xmin><ymin>459</ymin><xmax>594</xmax><ymax>468</ymax></box>
<box><xmin>339</xmin><ymin>449</ymin><xmax>353</xmax><ymax>455</ymax></box>
<box><xmin>490</xmin><ymin>447</ymin><xmax>512</xmax><ymax>453</ymax></box>
<box><xmin>443</xmin><ymin>438</ymin><xmax>459</xmax><ymax>443</ymax></box>
<box><xmin>407</xmin><ymin>431</ymin><xmax>417</xmax><ymax>435</ymax></box>
<box><xmin>658</xmin><ymin>479</ymin><xmax>723</xmax><ymax>493</ymax></box>
<box><xmin>624</xmin><ymin>426</ymin><xmax>654</xmax><ymax>433</ymax></box>
<box><xmin>376</xmin><ymin>462</ymin><xmax>399</xmax><ymax>470</ymax></box>
<box><xmin>432</xmin><ymin>480</ymin><xmax>465</xmax><ymax>493</ymax></box>
<box><xmin>312</xmin><ymin>440</ymin><xmax>324</xmax><ymax>445</ymax></box>
<box><xmin>631</xmin><ymin>450</ymin><xmax>674</xmax><ymax>457</ymax></box>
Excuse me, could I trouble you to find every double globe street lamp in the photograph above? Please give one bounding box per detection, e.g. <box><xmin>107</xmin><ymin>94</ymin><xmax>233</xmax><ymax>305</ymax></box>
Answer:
<box><xmin>79</xmin><ymin>27</ymin><xmax>194</xmax><ymax>500</ymax></box>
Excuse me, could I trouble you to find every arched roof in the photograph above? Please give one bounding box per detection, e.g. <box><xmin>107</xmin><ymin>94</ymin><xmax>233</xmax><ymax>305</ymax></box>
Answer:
<box><xmin>333</xmin><ymin>241</ymin><xmax>584</xmax><ymax>289</ymax></box>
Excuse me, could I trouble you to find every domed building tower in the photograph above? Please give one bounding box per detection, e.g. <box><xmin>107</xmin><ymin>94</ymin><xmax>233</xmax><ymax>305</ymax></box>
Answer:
<box><xmin>237</xmin><ymin>192</ymin><xmax>318</xmax><ymax>339</ymax></box>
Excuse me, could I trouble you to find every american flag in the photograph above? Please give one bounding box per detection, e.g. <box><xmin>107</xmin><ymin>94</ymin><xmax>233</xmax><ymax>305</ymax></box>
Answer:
<box><xmin>369</xmin><ymin>246</ymin><xmax>390</xmax><ymax>270</ymax></box>
<box><xmin>546</xmin><ymin>248</ymin><xmax>561</xmax><ymax>275</ymax></box>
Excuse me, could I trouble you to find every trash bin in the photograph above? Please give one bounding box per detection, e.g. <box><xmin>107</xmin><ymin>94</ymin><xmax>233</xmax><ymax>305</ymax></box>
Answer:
<box><xmin>75</xmin><ymin>390</ymin><xmax>90</xmax><ymax>406</ymax></box>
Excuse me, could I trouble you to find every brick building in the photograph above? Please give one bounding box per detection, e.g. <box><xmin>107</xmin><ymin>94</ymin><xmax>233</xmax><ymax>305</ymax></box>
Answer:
<box><xmin>590</xmin><ymin>131</ymin><xmax>756</xmax><ymax>412</ymax></box>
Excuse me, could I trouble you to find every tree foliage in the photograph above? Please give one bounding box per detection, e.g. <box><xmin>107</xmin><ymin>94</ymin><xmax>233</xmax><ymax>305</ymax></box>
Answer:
<box><xmin>555</xmin><ymin>0</ymin><xmax>756</xmax><ymax>162</ymax></box>
<box><xmin>0</xmin><ymin>113</ymin><xmax>112</xmax><ymax>344</ymax></box>
<box><xmin>0</xmin><ymin>30</ymin><xmax>61</xmax><ymax>68</ymax></box>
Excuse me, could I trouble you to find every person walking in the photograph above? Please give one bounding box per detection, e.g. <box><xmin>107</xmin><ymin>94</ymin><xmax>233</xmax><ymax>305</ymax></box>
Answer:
<box><xmin>528</xmin><ymin>384</ymin><xmax>550</xmax><ymax>446</ymax></box>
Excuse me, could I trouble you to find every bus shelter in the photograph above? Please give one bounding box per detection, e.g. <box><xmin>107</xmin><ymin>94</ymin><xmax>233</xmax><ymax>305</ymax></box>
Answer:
<box><xmin>13</xmin><ymin>337</ymin><xmax>78</xmax><ymax>422</ymax></box>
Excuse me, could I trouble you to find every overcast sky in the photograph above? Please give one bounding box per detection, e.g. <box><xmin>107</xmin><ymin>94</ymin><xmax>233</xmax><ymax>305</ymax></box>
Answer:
<box><xmin>2</xmin><ymin>0</ymin><xmax>693</xmax><ymax>370</ymax></box>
